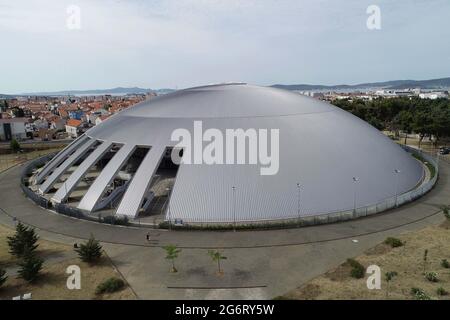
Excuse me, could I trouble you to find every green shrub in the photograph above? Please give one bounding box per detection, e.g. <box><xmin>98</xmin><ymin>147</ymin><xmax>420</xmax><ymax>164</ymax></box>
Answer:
<box><xmin>17</xmin><ymin>249</ymin><xmax>43</xmax><ymax>283</ymax></box>
<box><xmin>411</xmin><ymin>287</ymin><xmax>431</xmax><ymax>300</ymax></box>
<box><xmin>384</xmin><ymin>237</ymin><xmax>404</xmax><ymax>248</ymax></box>
<box><xmin>75</xmin><ymin>234</ymin><xmax>103</xmax><ymax>263</ymax></box>
<box><xmin>436</xmin><ymin>287</ymin><xmax>448</xmax><ymax>296</ymax></box>
<box><xmin>10</xmin><ymin>139</ymin><xmax>21</xmax><ymax>153</ymax></box>
<box><xmin>441</xmin><ymin>259</ymin><xmax>450</xmax><ymax>269</ymax></box>
<box><xmin>101</xmin><ymin>215</ymin><xmax>129</xmax><ymax>226</ymax></box>
<box><xmin>7</xmin><ymin>222</ymin><xmax>39</xmax><ymax>258</ymax></box>
<box><xmin>442</xmin><ymin>206</ymin><xmax>450</xmax><ymax>220</ymax></box>
<box><xmin>347</xmin><ymin>258</ymin><xmax>365</xmax><ymax>279</ymax></box>
<box><xmin>0</xmin><ymin>268</ymin><xmax>7</xmax><ymax>287</ymax></box>
<box><xmin>95</xmin><ymin>277</ymin><xmax>125</xmax><ymax>295</ymax></box>
<box><xmin>424</xmin><ymin>272</ymin><xmax>438</xmax><ymax>282</ymax></box>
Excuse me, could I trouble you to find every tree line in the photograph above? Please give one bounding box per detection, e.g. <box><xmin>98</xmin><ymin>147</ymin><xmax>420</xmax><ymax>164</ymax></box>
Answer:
<box><xmin>332</xmin><ymin>97</ymin><xmax>450</xmax><ymax>147</ymax></box>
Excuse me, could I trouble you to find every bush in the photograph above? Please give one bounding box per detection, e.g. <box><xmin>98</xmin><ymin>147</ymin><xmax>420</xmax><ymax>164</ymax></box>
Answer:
<box><xmin>10</xmin><ymin>139</ymin><xmax>21</xmax><ymax>153</ymax></box>
<box><xmin>75</xmin><ymin>234</ymin><xmax>103</xmax><ymax>263</ymax></box>
<box><xmin>95</xmin><ymin>277</ymin><xmax>125</xmax><ymax>295</ymax></box>
<box><xmin>411</xmin><ymin>287</ymin><xmax>431</xmax><ymax>300</ymax></box>
<box><xmin>442</xmin><ymin>206</ymin><xmax>450</xmax><ymax>220</ymax></box>
<box><xmin>347</xmin><ymin>258</ymin><xmax>365</xmax><ymax>279</ymax></box>
<box><xmin>436</xmin><ymin>287</ymin><xmax>448</xmax><ymax>296</ymax></box>
<box><xmin>17</xmin><ymin>249</ymin><xmax>43</xmax><ymax>283</ymax></box>
<box><xmin>0</xmin><ymin>268</ymin><xmax>7</xmax><ymax>287</ymax></box>
<box><xmin>441</xmin><ymin>259</ymin><xmax>450</xmax><ymax>269</ymax></box>
<box><xmin>7</xmin><ymin>222</ymin><xmax>39</xmax><ymax>258</ymax></box>
<box><xmin>101</xmin><ymin>215</ymin><xmax>129</xmax><ymax>226</ymax></box>
<box><xmin>424</xmin><ymin>272</ymin><xmax>438</xmax><ymax>282</ymax></box>
<box><xmin>384</xmin><ymin>237</ymin><xmax>404</xmax><ymax>248</ymax></box>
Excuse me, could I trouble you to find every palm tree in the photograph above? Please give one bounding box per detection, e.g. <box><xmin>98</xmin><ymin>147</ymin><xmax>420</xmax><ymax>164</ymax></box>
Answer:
<box><xmin>208</xmin><ymin>250</ymin><xmax>227</xmax><ymax>275</ymax></box>
<box><xmin>385</xmin><ymin>271</ymin><xmax>398</xmax><ymax>298</ymax></box>
<box><xmin>163</xmin><ymin>245</ymin><xmax>181</xmax><ymax>273</ymax></box>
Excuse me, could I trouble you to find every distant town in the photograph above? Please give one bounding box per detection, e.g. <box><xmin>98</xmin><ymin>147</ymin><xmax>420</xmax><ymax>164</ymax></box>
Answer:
<box><xmin>0</xmin><ymin>81</ymin><xmax>449</xmax><ymax>143</ymax></box>
<box><xmin>299</xmin><ymin>88</ymin><xmax>449</xmax><ymax>102</ymax></box>
<box><xmin>0</xmin><ymin>92</ymin><xmax>155</xmax><ymax>142</ymax></box>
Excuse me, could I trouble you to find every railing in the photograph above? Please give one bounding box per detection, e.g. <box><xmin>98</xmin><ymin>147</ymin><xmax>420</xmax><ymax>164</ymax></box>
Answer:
<box><xmin>21</xmin><ymin>146</ymin><xmax>439</xmax><ymax>230</ymax></box>
<box><xmin>164</xmin><ymin>145</ymin><xmax>440</xmax><ymax>229</ymax></box>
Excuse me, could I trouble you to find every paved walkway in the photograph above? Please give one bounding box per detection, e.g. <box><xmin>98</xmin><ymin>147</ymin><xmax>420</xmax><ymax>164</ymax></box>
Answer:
<box><xmin>0</xmin><ymin>160</ymin><xmax>449</xmax><ymax>299</ymax></box>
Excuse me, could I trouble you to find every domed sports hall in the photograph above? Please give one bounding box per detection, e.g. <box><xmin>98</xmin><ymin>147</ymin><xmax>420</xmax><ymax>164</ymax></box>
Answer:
<box><xmin>27</xmin><ymin>84</ymin><xmax>427</xmax><ymax>225</ymax></box>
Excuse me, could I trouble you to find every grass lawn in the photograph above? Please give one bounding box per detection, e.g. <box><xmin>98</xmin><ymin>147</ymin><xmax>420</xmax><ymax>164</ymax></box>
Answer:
<box><xmin>0</xmin><ymin>224</ymin><xmax>136</xmax><ymax>300</ymax></box>
<box><xmin>0</xmin><ymin>148</ymin><xmax>62</xmax><ymax>173</ymax></box>
<box><xmin>280</xmin><ymin>219</ymin><xmax>450</xmax><ymax>300</ymax></box>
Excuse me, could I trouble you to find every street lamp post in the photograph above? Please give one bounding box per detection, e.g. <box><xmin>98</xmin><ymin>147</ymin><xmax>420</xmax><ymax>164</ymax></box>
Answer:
<box><xmin>296</xmin><ymin>183</ymin><xmax>301</xmax><ymax>220</ymax></box>
<box><xmin>394</xmin><ymin>169</ymin><xmax>401</xmax><ymax>207</ymax></box>
<box><xmin>436</xmin><ymin>151</ymin><xmax>440</xmax><ymax>169</ymax></box>
<box><xmin>352</xmin><ymin>177</ymin><xmax>359</xmax><ymax>214</ymax></box>
<box><xmin>232</xmin><ymin>186</ymin><xmax>236</xmax><ymax>232</ymax></box>
<box><xmin>166</xmin><ymin>187</ymin><xmax>172</xmax><ymax>230</ymax></box>
<box><xmin>64</xmin><ymin>181</ymin><xmax>68</xmax><ymax>204</ymax></box>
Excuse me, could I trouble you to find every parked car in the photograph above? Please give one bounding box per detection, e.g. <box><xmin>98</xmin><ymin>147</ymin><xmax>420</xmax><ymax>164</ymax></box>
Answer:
<box><xmin>439</xmin><ymin>147</ymin><xmax>450</xmax><ymax>155</ymax></box>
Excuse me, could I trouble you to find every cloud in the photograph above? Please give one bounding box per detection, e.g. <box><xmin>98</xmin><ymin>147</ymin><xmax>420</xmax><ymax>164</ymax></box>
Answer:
<box><xmin>0</xmin><ymin>0</ymin><xmax>449</xmax><ymax>93</ymax></box>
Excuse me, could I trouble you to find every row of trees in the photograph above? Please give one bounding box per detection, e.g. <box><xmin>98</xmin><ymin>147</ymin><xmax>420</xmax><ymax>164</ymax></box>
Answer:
<box><xmin>164</xmin><ymin>244</ymin><xmax>227</xmax><ymax>275</ymax></box>
<box><xmin>0</xmin><ymin>223</ymin><xmax>44</xmax><ymax>285</ymax></box>
<box><xmin>332</xmin><ymin>97</ymin><xmax>450</xmax><ymax>147</ymax></box>
<box><xmin>0</xmin><ymin>227</ymin><xmax>104</xmax><ymax>290</ymax></box>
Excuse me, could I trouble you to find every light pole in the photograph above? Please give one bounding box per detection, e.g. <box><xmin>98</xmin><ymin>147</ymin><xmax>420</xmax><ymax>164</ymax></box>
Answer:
<box><xmin>436</xmin><ymin>151</ymin><xmax>440</xmax><ymax>169</ymax></box>
<box><xmin>296</xmin><ymin>183</ymin><xmax>301</xmax><ymax>220</ymax></box>
<box><xmin>166</xmin><ymin>187</ymin><xmax>172</xmax><ymax>230</ymax></box>
<box><xmin>64</xmin><ymin>181</ymin><xmax>68</xmax><ymax>204</ymax></box>
<box><xmin>352</xmin><ymin>177</ymin><xmax>359</xmax><ymax>213</ymax></box>
<box><xmin>394</xmin><ymin>169</ymin><xmax>401</xmax><ymax>207</ymax></box>
<box><xmin>232</xmin><ymin>186</ymin><xmax>236</xmax><ymax>232</ymax></box>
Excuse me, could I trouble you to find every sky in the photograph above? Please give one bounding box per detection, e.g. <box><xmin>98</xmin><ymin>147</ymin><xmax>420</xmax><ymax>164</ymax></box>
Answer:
<box><xmin>0</xmin><ymin>0</ymin><xmax>449</xmax><ymax>94</ymax></box>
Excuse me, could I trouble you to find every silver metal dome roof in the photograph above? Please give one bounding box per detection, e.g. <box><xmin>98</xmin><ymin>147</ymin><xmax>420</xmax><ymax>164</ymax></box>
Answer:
<box><xmin>35</xmin><ymin>84</ymin><xmax>424</xmax><ymax>223</ymax></box>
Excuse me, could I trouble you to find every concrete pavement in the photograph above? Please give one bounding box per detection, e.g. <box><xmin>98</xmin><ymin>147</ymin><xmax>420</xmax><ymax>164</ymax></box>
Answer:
<box><xmin>0</xmin><ymin>159</ymin><xmax>449</xmax><ymax>299</ymax></box>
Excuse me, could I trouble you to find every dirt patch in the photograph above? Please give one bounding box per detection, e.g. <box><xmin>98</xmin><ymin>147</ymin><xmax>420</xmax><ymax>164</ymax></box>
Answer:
<box><xmin>364</xmin><ymin>243</ymin><xmax>392</xmax><ymax>256</ymax></box>
<box><xmin>324</xmin><ymin>261</ymin><xmax>353</xmax><ymax>282</ymax></box>
<box><xmin>440</xmin><ymin>220</ymin><xmax>450</xmax><ymax>230</ymax></box>
<box><xmin>281</xmin><ymin>225</ymin><xmax>450</xmax><ymax>300</ymax></box>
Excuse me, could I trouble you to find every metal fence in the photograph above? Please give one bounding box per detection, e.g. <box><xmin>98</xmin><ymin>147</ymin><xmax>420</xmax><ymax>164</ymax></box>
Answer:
<box><xmin>272</xmin><ymin>145</ymin><xmax>438</xmax><ymax>227</ymax></box>
<box><xmin>20</xmin><ymin>153</ymin><xmax>56</xmax><ymax>209</ymax></box>
<box><xmin>21</xmin><ymin>146</ymin><xmax>439</xmax><ymax>230</ymax></box>
<box><xmin>165</xmin><ymin>145</ymin><xmax>440</xmax><ymax>229</ymax></box>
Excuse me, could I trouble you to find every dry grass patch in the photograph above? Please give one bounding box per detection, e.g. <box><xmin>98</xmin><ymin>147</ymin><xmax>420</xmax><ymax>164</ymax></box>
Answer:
<box><xmin>0</xmin><ymin>257</ymin><xmax>135</xmax><ymax>300</ymax></box>
<box><xmin>282</xmin><ymin>224</ymin><xmax>450</xmax><ymax>300</ymax></box>
<box><xmin>0</xmin><ymin>224</ymin><xmax>136</xmax><ymax>300</ymax></box>
<box><xmin>0</xmin><ymin>148</ymin><xmax>62</xmax><ymax>173</ymax></box>
<box><xmin>0</xmin><ymin>224</ymin><xmax>69</xmax><ymax>268</ymax></box>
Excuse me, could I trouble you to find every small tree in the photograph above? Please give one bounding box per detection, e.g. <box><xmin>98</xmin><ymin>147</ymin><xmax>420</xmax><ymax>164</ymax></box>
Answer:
<box><xmin>423</xmin><ymin>249</ymin><xmax>428</xmax><ymax>273</ymax></box>
<box><xmin>385</xmin><ymin>271</ymin><xmax>398</xmax><ymax>298</ymax></box>
<box><xmin>384</xmin><ymin>237</ymin><xmax>403</xmax><ymax>248</ymax></box>
<box><xmin>208</xmin><ymin>250</ymin><xmax>227</xmax><ymax>275</ymax></box>
<box><xmin>10</xmin><ymin>139</ymin><xmax>21</xmax><ymax>153</ymax></box>
<box><xmin>75</xmin><ymin>234</ymin><xmax>103</xmax><ymax>263</ymax></box>
<box><xmin>442</xmin><ymin>206</ymin><xmax>450</xmax><ymax>220</ymax></box>
<box><xmin>7</xmin><ymin>222</ymin><xmax>39</xmax><ymax>258</ymax></box>
<box><xmin>17</xmin><ymin>248</ymin><xmax>43</xmax><ymax>283</ymax></box>
<box><xmin>163</xmin><ymin>245</ymin><xmax>181</xmax><ymax>273</ymax></box>
<box><xmin>347</xmin><ymin>258</ymin><xmax>365</xmax><ymax>279</ymax></box>
<box><xmin>0</xmin><ymin>268</ymin><xmax>7</xmax><ymax>287</ymax></box>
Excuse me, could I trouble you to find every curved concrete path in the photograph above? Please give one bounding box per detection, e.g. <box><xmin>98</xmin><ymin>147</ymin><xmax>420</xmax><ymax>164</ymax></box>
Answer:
<box><xmin>0</xmin><ymin>159</ymin><xmax>449</xmax><ymax>299</ymax></box>
<box><xmin>0</xmin><ymin>160</ymin><xmax>448</xmax><ymax>249</ymax></box>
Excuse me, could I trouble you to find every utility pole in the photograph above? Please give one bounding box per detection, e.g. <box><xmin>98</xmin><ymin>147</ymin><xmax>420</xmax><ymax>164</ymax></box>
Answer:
<box><xmin>296</xmin><ymin>183</ymin><xmax>301</xmax><ymax>220</ymax></box>
<box><xmin>232</xmin><ymin>186</ymin><xmax>236</xmax><ymax>232</ymax></box>
<box><xmin>394</xmin><ymin>169</ymin><xmax>401</xmax><ymax>207</ymax></box>
<box><xmin>352</xmin><ymin>177</ymin><xmax>359</xmax><ymax>214</ymax></box>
